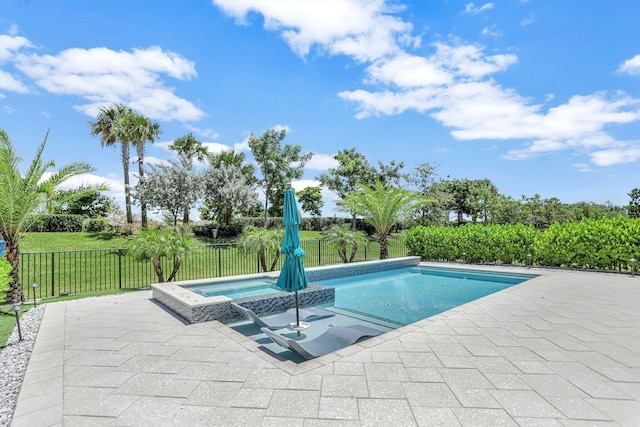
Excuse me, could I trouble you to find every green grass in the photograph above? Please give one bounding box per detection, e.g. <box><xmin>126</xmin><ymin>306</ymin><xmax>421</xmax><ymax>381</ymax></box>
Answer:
<box><xmin>20</xmin><ymin>230</ymin><xmax>324</xmax><ymax>252</ymax></box>
<box><xmin>0</xmin><ymin>288</ymin><xmax>143</xmax><ymax>348</ymax></box>
<box><xmin>21</xmin><ymin>232</ymin><xmax>136</xmax><ymax>252</ymax></box>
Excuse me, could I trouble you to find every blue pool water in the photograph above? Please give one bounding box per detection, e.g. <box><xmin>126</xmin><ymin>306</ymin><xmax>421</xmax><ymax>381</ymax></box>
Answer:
<box><xmin>185</xmin><ymin>278</ymin><xmax>281</xmax><ymax>298</ymax></box>
<box><xmin>317</xmin><ymin>266</ymin><xmax>537</xmax><ymax>325</ymax></box>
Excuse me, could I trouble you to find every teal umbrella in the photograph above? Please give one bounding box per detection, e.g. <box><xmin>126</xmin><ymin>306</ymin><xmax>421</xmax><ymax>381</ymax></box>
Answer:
<box><xmin>276</xmin><ymin>184</ymin><xmax>309</xmax><ymax>332</ymax></box>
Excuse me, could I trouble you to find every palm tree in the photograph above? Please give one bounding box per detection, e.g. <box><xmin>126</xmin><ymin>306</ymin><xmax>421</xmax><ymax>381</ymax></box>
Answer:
<box><xmin>126</xmin><ymin>113</ymin><xmax>161</xmax><ymax>228</ymax></box>
<box><xmin>343</xmin><ymin>182</ymin><xmax>422</xmax><ymax>259</ymax></box>
<box><xmin>237</xmin><ymin>226</ymin><xmax>282</xmax><ymax>272</ymax></box>
<box><xmin>169</xmin><ymin>133</ymin><xmax>208</xmax><ymax>224</ymax></box>
<box><xmin>322</xmin><ymin>224</ymin><xmax>369</xmax><ymax>263</ymax></box>
<box><xmin>90</xmin><ymin>103</ymin><xmax>134</xmax><ymax>224</ymax></box>
<box><xmin>0</xmin><ymin>129</ymin><xmax>95</xmax><ymax>302</ymax></box>
<box><xmin>127</xmin><ymin>228</ymin><xmax>200</xmax><ymax>282</ymax></box>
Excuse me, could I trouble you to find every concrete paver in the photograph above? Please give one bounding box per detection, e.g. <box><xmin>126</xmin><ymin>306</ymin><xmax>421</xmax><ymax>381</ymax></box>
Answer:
<box><xmin>10</xmin><ymin>263</ymin><xmax>640</xmax><ymax>426</ymax></box>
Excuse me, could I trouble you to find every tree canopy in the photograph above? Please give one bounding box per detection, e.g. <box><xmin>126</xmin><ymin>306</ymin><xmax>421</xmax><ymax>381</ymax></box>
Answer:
<box><xmin>248</xmin><ymin>129</ymin><xmax>312</xmax><ymax>224</ymax></box>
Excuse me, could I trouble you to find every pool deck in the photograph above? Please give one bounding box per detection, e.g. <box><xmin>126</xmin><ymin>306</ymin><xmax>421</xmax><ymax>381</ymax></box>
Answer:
<box><xmin>10</xmin><ymin>262</ymin><xmax>640</xmax><ymax>426</ymax></box>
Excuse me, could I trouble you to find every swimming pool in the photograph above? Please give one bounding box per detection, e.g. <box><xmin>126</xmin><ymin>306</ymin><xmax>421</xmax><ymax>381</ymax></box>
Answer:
<box><xmin>318</xmin><ymin>266</ymin><xmax>537</xmax><ymax>325</ymax></box>
<box><xmin>185</xmin><ymin>278</ymin><xmax>281</xmax><ymax>299</ymax></box>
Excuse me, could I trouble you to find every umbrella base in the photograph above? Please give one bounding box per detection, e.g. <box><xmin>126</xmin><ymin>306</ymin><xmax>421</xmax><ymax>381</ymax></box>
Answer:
<box><xmin>287</xmin><ymin>321</ymin><xmax>310</xmax><ymax>332</ymax></box>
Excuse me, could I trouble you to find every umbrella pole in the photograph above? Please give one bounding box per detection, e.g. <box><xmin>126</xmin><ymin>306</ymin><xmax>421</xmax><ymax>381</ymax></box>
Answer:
<box><xmin>295</xmin><ymin>290</ymin><xmax>301</xmax><ymax>336</ymax></box>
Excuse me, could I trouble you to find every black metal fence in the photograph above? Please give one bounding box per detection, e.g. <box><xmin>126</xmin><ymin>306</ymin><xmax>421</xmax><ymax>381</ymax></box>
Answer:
<box><xmin>19</xmin><ymin>237</ymin><xmax>408</xmax><ymax>299</ymax></box>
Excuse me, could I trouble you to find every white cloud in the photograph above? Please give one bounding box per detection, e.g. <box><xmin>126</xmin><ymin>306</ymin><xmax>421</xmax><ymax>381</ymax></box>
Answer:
<box><xmin>213</xmin><ymin>0</ymin><xmax>411</xmax><ymax>61</ymax></box>
<box><xmin>184</xmin><ymin>124</ymin><xmax>220</xmax><ymax>139</ymax></box>
<box><xmin>571</xmin><ymin>163</ymin><xmax>591</xmax><ymax>173</ymax></box>
<box><xmin>202</xmin><ymin>142</ymin><xmax>232</xmax><ymax>156</ymax></box>
<box><xmin>0</xmin><ymin>34</ymin><xmax>31</xmax><ymax>61</ymax></box>
<box><xmin>481</xmin><ymin>25</ymin><xmax>502</xmax><ymax>37</ymax></box>
<box><xmin>305</xmin><ymin>153</ymin><xmax>339</xmax><ymax>171</ymax></box>
<box><xmin>10</xmin><ymin>42</ymin><xmax>203</xmax><ymax>121</ymax></box>
<box><xmin>521</xmin><ymin>17</ymin><xmax>534</xmax><ymax>26</ymax></box>
<box><xmin>618</xmin><ymin>54</ymin><xmax>640</xmax><ymax>76</ymax></box>
<box><xmin>590</xmin><ymin>144</ymin><xmax>640</xmax><ymax>166</ymax></box>
<box><xmin>463</xmin><ymin>3</ymin><xmax>495</xmax><ymax>15</ymax></box>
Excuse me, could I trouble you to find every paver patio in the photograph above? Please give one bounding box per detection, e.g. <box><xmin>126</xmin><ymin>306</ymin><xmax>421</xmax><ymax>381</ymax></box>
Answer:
<box><xmin>10</xmin><ymin>263</ymin><xmax>640</xmax><ymax>426</ymax></box>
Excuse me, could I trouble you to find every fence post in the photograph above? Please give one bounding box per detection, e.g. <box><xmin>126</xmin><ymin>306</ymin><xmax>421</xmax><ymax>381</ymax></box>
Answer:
<box><xmin>118</xmin><ymin>249</ymin><xmax>123</xmax><ymax>289</ymax></box>
<box><xmin>50</xmin><ymin>252</ymin><xmax>55</xmax><ymax>297</ymax></box>
<box><xmin>217</xmin><ymin>246</ymin><xmax>222</xmax><ymax>277</ymax></box>
<box><xmin>318</xmin><ymin>240</ymin><xmax>321</xmax><ymax>266</ymax></box>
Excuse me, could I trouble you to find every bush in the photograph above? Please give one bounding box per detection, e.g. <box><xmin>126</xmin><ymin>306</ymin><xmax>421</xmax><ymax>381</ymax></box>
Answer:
<box><xmin>85</xmin><ymin>218</ymin><xmax>109</xmax><ymax>232</ymax></box>
<box><xmin>405</xmin><ymin>223</ymin><xmax>538</xmax><ymax>264</ymax></box>
<box><xmin>27</xmin><ymin>214</ymin><xmax>84</xmax><ymax>232</ymax></box>
<box><xmin>405</xmin><ymin>216</ymin><xmax>640</xmax><ymax>271</ymax></box>
<box><xmin>191</xmin><ymin>222</ymin><xmax>244</xmax><ymax>239</ymax></box>
<box><xmin>0</xmin><ymin>257</ymin><xmax>11</xmax><ymax>300</ymax></box>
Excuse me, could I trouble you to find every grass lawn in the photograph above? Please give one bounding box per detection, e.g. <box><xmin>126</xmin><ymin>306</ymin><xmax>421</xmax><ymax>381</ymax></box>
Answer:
<box><xmin>0</xmin><ymin>288</ymin><xmax>143</xmax><ymax>348</ymax></box>
<box><xmin>20</xmin><ymin>230</ymin><xmax>325</xmax><ymax>252</ymax></box>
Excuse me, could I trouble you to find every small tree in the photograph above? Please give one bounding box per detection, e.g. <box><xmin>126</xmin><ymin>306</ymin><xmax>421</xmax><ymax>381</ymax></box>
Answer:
<box><xmin>201</xmin><ymin>163</ymin><xmax>259</xmax><ymax>226</ymax></box>
<box><xmin>322</xmin><ymin>225</ymin><xmax>369</xmax><ymax>263</ymax></box>
<box><xmin>629</xmin><ymin>188</ymin><xmax>640</xmax><ymax>218</ymax></box>
<box><xmin>0</xmin><ymin>129</ymin><xmax>95</xmax><ymax>302</ymax></box>
<box><xmin>133</xmin><ymin>159</ymin><xmax>202</xmax><ymax>228</ymax></box>
<box><xmin>297</xmin><ymin>186</ymin><xmax>324</xmax><ymax>217</ymax></box>
<box><xmin>248</xmin><ymin>129</ymin><xmax>312</xmax><ymax>225</ymax></box>
<box><xmin>237</xmin><ymin>226</ymin><xmax>282</xmax><ymax>272</ymax></box>
<box><xmin>343</xmin><ymin>182</ymin><xmax>422</xmax><ymax>259</ymax></box>
<box><xmin>127</xmin><ymin>228</ymin><xmax>200</xmax><ymax>282</ymax></box>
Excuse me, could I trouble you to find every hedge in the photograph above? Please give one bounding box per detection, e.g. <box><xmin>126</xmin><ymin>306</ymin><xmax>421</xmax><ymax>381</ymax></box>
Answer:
<box><xmin>27</xmin><ymin>214</ymin><xmax>84</xmax><ymax>232</ymax></box>
<box><xmin>405</xmin><ymin>216</ymin><xmax>640</xmax><ymax>271</ymax></box>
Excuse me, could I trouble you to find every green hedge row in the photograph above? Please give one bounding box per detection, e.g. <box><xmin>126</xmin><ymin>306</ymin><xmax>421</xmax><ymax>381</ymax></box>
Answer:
<box><xmin>27</xmin><ymin>214</ymin><xmax>85</xmax><ymax>232</ymax></box>
<box><xmin>192</xmin><ymin>217</ymin><xmax>379</xmax><ymax>238</ymax></box>
<box><xmin>405</xmin><ymin>216</ymin><xmax>640</xmax><ymax>271</ymax></box>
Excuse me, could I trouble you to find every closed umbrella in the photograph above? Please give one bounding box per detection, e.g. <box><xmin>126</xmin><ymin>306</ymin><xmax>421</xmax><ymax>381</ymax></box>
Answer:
<box><xmin>275</xmin><ymin>184</ymin><xmax>309</xmax><ymax>334</ymax></box>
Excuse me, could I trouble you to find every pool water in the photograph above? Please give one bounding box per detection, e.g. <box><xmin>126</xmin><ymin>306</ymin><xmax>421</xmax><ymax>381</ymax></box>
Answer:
<box><xmin>185</xmin><ymin>278</ymin><xmax>281</xmax><ymax>298</ymax></box>
<box><xmin>318</xmin><ymin>266</ymin><xmax>537</xmax><ymax>325</ymax></box>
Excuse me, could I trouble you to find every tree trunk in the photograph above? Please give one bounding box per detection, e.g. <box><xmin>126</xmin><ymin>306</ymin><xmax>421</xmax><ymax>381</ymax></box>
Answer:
<box><xmin>338</xmin><ymin>243</ymin><xmax>347</xmax><ymax>263</ymax></box>
<box><xmin>182</xmin><ymin>208</ymin><xmax>189</xmax><ymax>225</ymax></box>
<box><xmin>122</xmin><ymin>142</ymin><xmax>133</xmax><ymax>224</ymax></box>
<box><xmin>259</xmin><ymin>251</ymin><xmax>268</xmax><ymax>272</ymax></box>
<box><xmin>5</xmin><ymin>238</ymin><xmax>22</xmax><ymax>303</ymax></box>
<box><xmin>379</xmin><ymin>234</ymin><xmax>389</xmax><ymax>260</ymax></box>
<box><xmin>269</xmin><ymin>253</ymin><xmax>280</xmax><ymax>272</ymax></box>
<box><xmin>167</xmin><ymin>258</ymin><xmax>182</xmax><ymax>282</ymax></box>
<box><xmin>138</xmin><ymin>157</ymin><xmax>147</xmax><ymax>228</ymax></box>
<box><xmin>152</xmin><ymin>259</ymin><xmax>165</xmax><ymax>282</ymax></box>
<box><xmin>349</xmin><ymin>244</ymin><xmax>358</xmax><ymax>263</ymax></box>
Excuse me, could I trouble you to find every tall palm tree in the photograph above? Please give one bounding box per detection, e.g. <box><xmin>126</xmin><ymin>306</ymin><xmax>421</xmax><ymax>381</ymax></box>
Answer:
<box><xmin>0</xmin><ymin>129</ymin><xmax>95</xmax><ymax>302</ymax></box>
<box><xmin>343</xmin><ymin>182</ymin><xmax>422</xmax><ymax>259</ymax></box>
<box><xmin>90</xmin><ymin>103</ymin><xmax>134</xmax><ymax>224</ymax></box>
<box><xmin>169</xmin><ymin>133</ymin><xmax>208</xmax><ymax>224</ymax></box>
<box><xmin>126</xmin><ymin>113</ymin><xmax>160</xmax><ymax>228</ymax></box>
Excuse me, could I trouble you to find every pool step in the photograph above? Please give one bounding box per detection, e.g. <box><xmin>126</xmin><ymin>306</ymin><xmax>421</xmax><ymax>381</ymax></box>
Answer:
<box><xmin>322</xmin><ymin>306</ymin><xmax>403</xmax><ymax>330</ymax></box>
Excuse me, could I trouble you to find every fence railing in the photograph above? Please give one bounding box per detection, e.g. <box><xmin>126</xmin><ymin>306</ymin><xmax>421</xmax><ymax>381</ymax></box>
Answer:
<box><xmin>19</xmin><ymin>237</ymin><xmax>408</xmax><ymax>300</ymax></box>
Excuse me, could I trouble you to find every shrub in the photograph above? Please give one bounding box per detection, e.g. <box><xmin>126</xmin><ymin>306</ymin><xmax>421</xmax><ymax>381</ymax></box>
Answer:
<box><xmin>27</xmin><ymin>214</ymin><xmax>84</xmax><ymax>232</ymax></box>
<box><xmin>405</xmin><ymin>217</ymin><xmax>640</xmax><ymax>271</ymax></box>
<box><xmin>0</xmin><ymin>257</ymin><xmax>11</xmax><ymax>300</ymax></box>
<box><xmin>85</xmin><ymin>218</ymin><xmax>109</xmax><ymax>232</ymax></box>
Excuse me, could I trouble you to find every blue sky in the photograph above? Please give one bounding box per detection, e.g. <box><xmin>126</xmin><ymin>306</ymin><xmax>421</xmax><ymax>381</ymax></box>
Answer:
<box><xmin>1</xmin><ymin>0</ymin><xmax>639</xmax><ymax>218</ymax></box>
